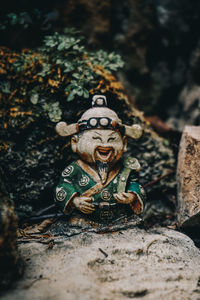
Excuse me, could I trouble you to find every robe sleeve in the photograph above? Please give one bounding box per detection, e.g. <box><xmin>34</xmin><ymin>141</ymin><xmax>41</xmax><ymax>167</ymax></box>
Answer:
<box><xmin>126</xmin><ymin>173</ymin><xmax>146</xmax><ymax>215</ymax></box>
<box><xmin>54</xmin><ymin>164</ymin><xmax>78</xmax><ymax>215</ymax></box>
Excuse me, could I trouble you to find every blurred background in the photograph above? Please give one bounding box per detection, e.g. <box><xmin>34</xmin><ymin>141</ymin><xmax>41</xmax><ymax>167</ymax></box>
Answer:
<box><xmin>1</xmin><ymin>0</ymin><xmax>200</xmax><ymax>129</ymax></box>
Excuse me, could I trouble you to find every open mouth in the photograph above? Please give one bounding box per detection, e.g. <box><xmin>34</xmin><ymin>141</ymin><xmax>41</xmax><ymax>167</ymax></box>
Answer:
<box><xmin>95</xmin><ymin>146</ymin><xmax>114</xmax><ymax>162</ymax></box>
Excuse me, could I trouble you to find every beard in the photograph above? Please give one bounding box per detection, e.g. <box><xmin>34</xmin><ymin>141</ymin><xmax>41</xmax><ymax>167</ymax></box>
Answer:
<box><xmin>96</xmin><ymin>160</ymin><xmax>109</xmax><ymax>184</ymax></box>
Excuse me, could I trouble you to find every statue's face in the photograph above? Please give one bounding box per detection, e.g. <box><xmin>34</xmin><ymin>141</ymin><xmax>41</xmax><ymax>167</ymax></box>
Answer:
<box><xmin>72</xmin><ymin>129</ymin><xmax>127</xmax><ymax>165</ymax></box>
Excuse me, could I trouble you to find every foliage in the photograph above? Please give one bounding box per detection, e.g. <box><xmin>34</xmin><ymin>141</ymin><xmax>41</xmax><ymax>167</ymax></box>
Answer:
<box><xmin>0</xmin><ymin>28</ymin><xmax>125</xmax><ymax>123</ymax></box>
<box><xmin>0</xmin><ymin>12</ymin><xmax>33</xmax><ymax>30</ymax></box>
<box><xmin>42</xmin><ymin>102</ymin><xmax>62</xmax><ymax>122</ymax></box>
<box><xmin>0</xmin><ymin>10</ymin><xmax>58</xmax><ymax>49</ymax></box>
<box><xmin>40</xmin><ymin>31</ymin><xmax>124</xmax><ymax>102</ymax></box>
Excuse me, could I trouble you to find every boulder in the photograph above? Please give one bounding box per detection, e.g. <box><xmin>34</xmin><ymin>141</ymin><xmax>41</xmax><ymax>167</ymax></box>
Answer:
<box><xmin>177</xmin><ymin>125</ymin><xmax>200</xmax><ymax>231</ymax></box>
<box><xmin>1</xmin><ymin>226</ymin><xmax>200</xmax><ymax>299</ymax></box>
<box><xmin>0</xmin><ymin>196</ymin><xmax>21</xmax><ymax>291</ymax></box>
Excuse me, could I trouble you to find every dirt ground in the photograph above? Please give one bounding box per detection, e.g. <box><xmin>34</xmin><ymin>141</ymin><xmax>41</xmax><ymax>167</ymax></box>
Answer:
<box><xmin>1</xmin><ymin>227</ymin><xmax>200</xmax><ymax>300</ymax></box>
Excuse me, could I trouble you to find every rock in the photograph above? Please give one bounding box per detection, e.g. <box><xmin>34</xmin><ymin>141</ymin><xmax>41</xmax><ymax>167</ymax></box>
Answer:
<box><xmin>1</xmin><ymin>226</ymin><xmax>200</xmax><ymax>299</ymax></box>
<box><xmin>0</xmin><ymin>196</ymin><xmax>21</xmax><ymax>291</ymax></box>
<box><xmin>177</xmin><ymin>126</ymin><xmax>200</xmax><ymax>231</ymax></box>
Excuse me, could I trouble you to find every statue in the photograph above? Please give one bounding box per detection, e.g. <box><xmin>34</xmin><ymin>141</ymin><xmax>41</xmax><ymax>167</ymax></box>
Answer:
<box><xmin>54</xmin><ymin>95</ymin><xmax>145</xmax><ymax>223</ymax></box>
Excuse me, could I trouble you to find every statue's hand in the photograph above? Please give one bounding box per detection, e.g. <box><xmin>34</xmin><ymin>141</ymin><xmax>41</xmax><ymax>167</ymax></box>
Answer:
<box><xmin>113</xmin><ymin>192</ymin><xmax>136</xmax><ymax>204</ymax></box>
<box><xmin>72</xmin><ymin>196</ymin><xmax>95</xmax><ymax>214</ymax></box>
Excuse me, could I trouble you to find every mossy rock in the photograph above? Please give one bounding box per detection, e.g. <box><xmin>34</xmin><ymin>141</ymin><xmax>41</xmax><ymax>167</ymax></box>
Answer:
<box><xmin>0</xmin><ymin>33</ymin><xmax>175</xmax><ymax>219</ymax></box>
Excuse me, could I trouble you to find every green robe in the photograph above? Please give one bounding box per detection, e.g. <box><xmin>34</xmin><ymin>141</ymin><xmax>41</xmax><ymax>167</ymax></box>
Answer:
<box><xmin>54</xmin><ymin>157</ymin><xmax>145</xmax><ymax>223</ymax></box>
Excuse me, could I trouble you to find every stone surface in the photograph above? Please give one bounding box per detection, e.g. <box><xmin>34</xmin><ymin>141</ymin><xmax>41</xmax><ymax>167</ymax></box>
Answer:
<box><xmin>177</xmin><ymin>125</ymin><xmax>200</xmax><ymax>229</ymax></box>
<box><xmin>1</xmin><ymin>226</ymin><xmax>200</xmax><ymax>300</ymax></box>
<box><xmin>0</xmin><ymin>196</ymin><xmax>21</xmax><ymax>290</ymax></box>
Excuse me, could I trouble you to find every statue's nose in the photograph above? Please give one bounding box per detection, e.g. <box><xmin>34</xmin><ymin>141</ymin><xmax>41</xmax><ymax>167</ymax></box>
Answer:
<box><xmin>101</xmin><ymin>142</ymin><xmax>111</xmax><ymax>147</ymax></box>
<box><xmin>101</xmin><ymin>137</ymin><xmax>111</xmax><ymax>145</ymax></box>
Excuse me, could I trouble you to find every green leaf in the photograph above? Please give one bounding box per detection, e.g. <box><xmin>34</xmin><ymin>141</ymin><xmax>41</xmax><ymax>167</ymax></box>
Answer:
<box><xmin>0</xmin><ymin>81</ymin><xmax>11</xmax><ymax>94</ymax></box>
<box><xmin>30</xmin><ymin>93</ymin><xmax>39</xmax><ymax>104</ymax></box>
<box><xmin>76</xmin><ymin>90</ymin><xmax>83</xmax><ymax>96</ymax></box>
<box><xmin>83</xmin><ymin>89</ymin><xmax>89</xmax><ymax>98</ymax></box>
<box><xmin>42</xmin><ymin>101</ymin><xmax>62</xmax><ymax>122</ymax></box>
<box><xmin>72</xmin><ymin>73</ymin><xmax>81</xmax><ymax>79</ymax></box>
<box><xmin>63</xmin><ymin>63</ymin><xmax>74</xmax><ymax>73</ymax></box>
<box><xmin>38</xmin><ymin>63</ymin><xmax>51</xmax><ymax>77</ymax></box>
<box><xmin>67</xmin><ymin>91</ymin><xmax>75</xmax><ymax>101</ymax></box>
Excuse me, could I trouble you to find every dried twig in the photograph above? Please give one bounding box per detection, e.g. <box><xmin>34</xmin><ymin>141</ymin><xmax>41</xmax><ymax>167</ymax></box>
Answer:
<box><xmin>34</xmin><ymin>204</ymin><xmax>56</xmax><ymax>216</ymax></box>
<box><xmin>98</xmin><ymin>248</ymin><xmax>108</xmax><ymax>258</ymax></box>
<box><xmin>20</xmin><ymin>204</ymin><xmax>58</xmax><ymax>224</ymax></box>
<box><xmin>28</xmin><ymin>213</ymin><xmax>62</xmax><ymax>222</ymax></box>
<box><xmin>146</xmin><ymin>239</ymin><xmax>158</xmax><ymax>256</ymax></box>
<box><xmin>144</xmin><ymin>170</ymin><xmax>175</xmax><ymax>189</ymax></box>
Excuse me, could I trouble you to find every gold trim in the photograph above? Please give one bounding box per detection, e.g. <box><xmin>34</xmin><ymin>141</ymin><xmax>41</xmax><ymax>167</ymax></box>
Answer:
<box><xmin>82</xmin><ymin>168</ymin><xmax>120</xmax><ymax>197</ymax></box>
<box><xmin>77</xmin><ymin>159</ymin><xmax>120</xmax><ymax>197</ymax></box>
<box><xmin>82</xmin><ymin>182</ymin><xmax>103</xmax><ymax>197</ymax></box>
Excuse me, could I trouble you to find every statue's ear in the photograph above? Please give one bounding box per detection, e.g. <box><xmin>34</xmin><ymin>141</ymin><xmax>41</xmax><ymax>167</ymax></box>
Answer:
<box><xmin>71</xmin><ymin>135</ymin><xmax>78</xmax><ymax>153</ymax></box>
<box><xmin>123</xmin><ymin>136</ymin><xmax>127</xmax><ymax>152</ymax></box>
<box><xmin>56</xmin><ymin>122</ymin><xmax>79</xmax><ymax>137</ymax></box>
<box><xmin>124</xmin><ymin>124</ymin><xmax>143</xmax><ymax>139</ymax></box>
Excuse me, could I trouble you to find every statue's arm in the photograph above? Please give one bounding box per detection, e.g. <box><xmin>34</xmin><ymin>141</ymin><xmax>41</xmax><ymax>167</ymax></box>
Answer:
<box><xmin>54</xmin><ymin>181</ymin><xmax>78</xmax><ymax>215</ymax></box>
<box><xmin>126</xmin><ymin>179</ymin><xmax>146</xmax><ymax>214</ymax></box>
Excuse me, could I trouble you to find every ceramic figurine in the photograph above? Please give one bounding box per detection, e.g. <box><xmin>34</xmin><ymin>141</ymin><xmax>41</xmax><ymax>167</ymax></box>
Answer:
<box><xmin>54</xmin><ymin>95</ymin><xmax>145</xmax><ymax>223</ymax></box>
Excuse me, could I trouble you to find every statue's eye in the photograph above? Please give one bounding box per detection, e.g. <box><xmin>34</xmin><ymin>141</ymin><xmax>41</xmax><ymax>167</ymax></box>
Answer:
<box><xmin>92</xmin><ymin>136</ymin><xmax>102</xmax><ymax>141</ymax></box>
<box><xmin>108</xmin><ymin>137</ymin><xmax>116</xmax><ymax>142</ymax></box>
